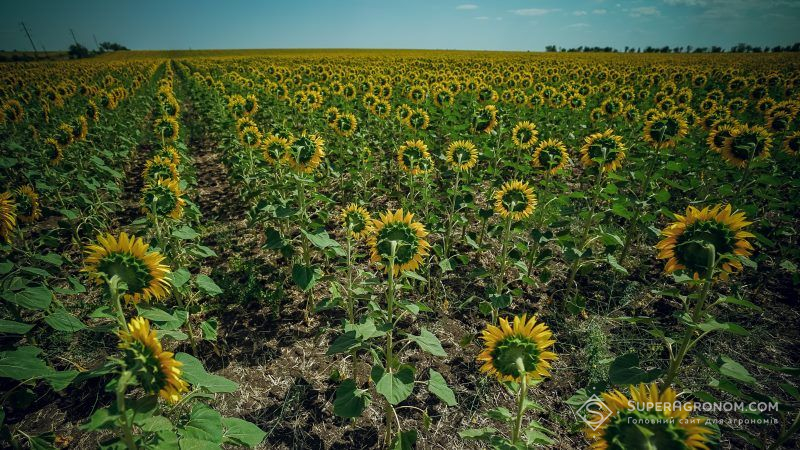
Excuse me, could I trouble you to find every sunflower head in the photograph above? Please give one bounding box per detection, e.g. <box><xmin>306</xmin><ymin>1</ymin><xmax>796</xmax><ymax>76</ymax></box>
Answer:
<box><xmin>477</xmin><ymin>314</ymin><xmax>556</xmax><ymax>383</ymax></box>
<box><xmin>782</xmin><ymin>131</ymin><xmax>800</xmax><ymax>156</ymax></box>
<box><xmin>0</xmin><ymin>192</ymin><xmax>16</xmax><ymax>243</ymax></box>
<box><xmin>71</xmin><ymin>116</ymin><xmax>89</xmax><ymax>142</ymax></box>
<box><xmin>511</xmin><ymin>121</ymin><xmax>539</xmax><ymax>149</ymax></box>
<box><xmin>118</xmin><ymin>317</ymin><xmax>189</xmax><ymax>403</ymax></box>
<box><xmin>83</xmin><ymin>232</ymin><xmax>171</xmax><ymax>303</ymax></box>
<box><xmin>643</xmin><ymin>111</ymin><xmax>689</xmax><ymax>149</ymax></box>
<box><xmin>721</xmin><ymin>124</ymin><xmax>772</xmax><ymax>168</ymax></box>
<box><xmin>405</xmin><ymin>108</ymin><xmax>430</xmax><ymax>130</ymax></box>
<box><xmin>14</xmin><ymin>185</ymin><xmax>41</xmax><ymax>223</ymax></box>
<box><xmin>532</xmin><ymin>138</ymin><xmax>570</xmax><ymax>175</ymax></box>
<box><xmin>580</xmin><ymin>129</ymin><xmax>626</xmax><ymax>173</ymax></box>
<box><xmin>239</xmin><ymin>125</ymin><xmax>262</xmax><ymax>147</ymax></box>
<box><xmin>584</xmin><ymin>383</ymin><xmax>713</xmax><ymax>450</ymax></box>
<box><xmin>285</xmin><ymin>132</ymin><xmax>325</xmax><ymax>173</ymax></box>
<box><xmin>368</xmin><ymin>209</ymin><xmax>430</xmax><ymax>275</ymax></box>
<box><xmin>262</xmin><ymin>135</ymin><xmax>291</xmax><ymax>165</ymax></box>
<box><xmin>397</xmin><ymin>140</ymin><xmax>432</xmax><ymax>175</ymax></box>
<box><xmin>494</xmin><ymin>180</ymin><xmax>537</xmax><ymax>221</ymax></box>
<box><xmin>141</xmin><ymin>178</ymin><xmax>185</xmax><ymax>220</ymax></box>
<box><xmin>445</xmin><ymin>140</ymin><xmax>478</xmax><ymax>172</ymax></box>
<box><xmin>143</xmin><ymin>156</ymin><xmax>180</xmax><ymax>184</ymax></box>
<box><xmin>333</xmin><ymin>113</ymin><xmax>358</xmax><ymax>137</ymax></box>
<box><xmin>44</xmin><ymin>138</ymin><xmax>64</xmax><ymax>165</ymax></box>
<box><xmin>154</xmin><ymin>116</ymin><xmax>180</xmax><ymax>141</ymax></box>
<box><xmin>340</xmin><ymin>204</ymin><xmax>372</xmax><ymax>240</ymax></box>
<box><xmin>472</xmin><ymin>104</ymin><xmax>498</xmax><ymax>134</ymax></box>
<box><xmin>656</xmin><ymin>204</ymin><xmax>754</xmax><ymax>281</ymax></box>
<box><xmin>55</xmin><ymin>123</ymin><xmax>74</xmax><ymax>148</ymax></box>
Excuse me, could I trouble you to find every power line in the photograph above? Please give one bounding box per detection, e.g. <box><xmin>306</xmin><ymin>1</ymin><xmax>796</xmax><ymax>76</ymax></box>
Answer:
<box><xmin>20</xmin><ymin>21</ymin><xmax>39</xmax><ymax>59</ymax></box>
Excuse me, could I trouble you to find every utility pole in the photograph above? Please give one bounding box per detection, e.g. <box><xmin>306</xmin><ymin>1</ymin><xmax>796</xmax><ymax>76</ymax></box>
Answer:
<box><xmin>20</xmin><ymin>21</ymin><xmax>39</xmax><ymax>59</ymax></box>
<box><xmin>93</xmin><ymin>34</ymin><xmax>99</xmax><ymax>51</ymax></box>
<box><xmin>70</xmin><ymin>28</ymin><xmax>79</xmax><ymax>45</ymax></box>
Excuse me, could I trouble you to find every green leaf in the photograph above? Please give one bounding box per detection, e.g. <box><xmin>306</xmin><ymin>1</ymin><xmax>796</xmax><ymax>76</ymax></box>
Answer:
<box><xmin>401</xmin><ymin>270</ymin><xmax>427</xmax><ymax>283</ymax></box>
<box><xmin>175</xmin><ymin>353</ymin><xmax>238</xmax><ymax>393</ymax></box>
<box><xmin>34</xmin><ymin>253</ymin><xmax>64</xmax><ymax>267</ymax></box>
<box><xmin>43</xmin><ymin>370</ymin><xmax>78</xmax><ymax>391</ymax></box>
<box><xmin>172</xmin><ymin>225</ymin><xmax>199</xmax><ymax>240</ymax></box>
<box><xmin>301</xmin><ymin>229</ymin><xmax>340</xmax><ymax>249</ymax></box>
<box><xmin>458</xmin><ymin>427</ymin><xmax>498</xmax><ymax>440</ymax></box>
<box><xmin>390</xmin><ymin>429</ymin><xmax>417</xmax><ymax>450</ymax></box>
<box><xmin>200</xmin><ymin>319</ymin><xmax>218</xmax><ymax>341</ymax></box>
<box><xmin>609</xmin><ymin>353</ymin><xmax>660</xmax><ymax>385</ymax></box>
<box><xmin>718</xmin><ymin>356</ymin><xmax>756</xmax><ymax>384</ymax></box>
<box><xmin>333</xmin><ymin>379</ymin><xmax>371</xmax><ymax>418</ymax></box>
<box><xmin>44</xmin><ymin>309</ymin><xmax>87</xmax><ymax>332</ymax></box>
<box><xmin>82</xmin><ymin>407</ymin><xmax>119</xmax><ymax>431</ymax></box>
<box><xmin>5</xmin><ymin>285</ymin><xmax>52</xmax><ymax>310</ymax></box>
<box><xmin>292</xmin><ymin>264</ymin><xmax>317</xmax><ymax>292</ymax></box>
<box><xmin>427</xmin><ymin>369</ymin><xmax>456</xmax><ymax>406</ymax></box>
<box><xmin>195</xmin><ymin>275</ymin><xmax>223</xmax><ymax>296</ymax></box>
<box><xmin>486</xmin><ymin>407</ymin><xmax>513</xmax><ymax>422</ymax></box>
<box><xmin>180</xmin><ymin>404</ymin><xmax>223</xmax><ymax>444</ymax></box>
<box><xmin>326</xmin><ymin>331</ymin><xmax>359</xmax><ymax>355</ymax></box>
<box><xmin>0</xmin><ymin>346</ymin><xmax>53</xmax><ymax>380</ymax></box>
<box><xmin>408</xmin><ymin>329</ymin><xmax>447</xmax><ymax>357</ymax></box>
<box><xmin>138</xmin><ymin>415</ymin><xmax>174</xmax><ymax>432</ymax></box>
<box><xmin>607</xmin><ymin>255</ymin><xmax>628</xmax><ymax>275</ymax></box>
<box><xmin>222</xmin><ymin>417</ymin><xmax>266</xmax><ymax>448</ymax></box>
<box><xmin>373</xmin><ymin>365</ymin><xmax>415</xmax><ymax>405</ymax></box>
<box><xmin>170</xmin><ymin>269</ymin><xmax>191</xmax><ymax>289</ymax></box>
<box><xmin>0</xmin><ymin>319</ymin><xmax>34</xmax><ymax>334</ymax></box>
<box><xmin>717</xmin><ymin>295</ymin><xmax>761</xmax><ymax>311</ymax></box>
<box><xmin>697</xmin><ymin>319</ymin><xmax>748</xmax><ymax>336</ymax></box>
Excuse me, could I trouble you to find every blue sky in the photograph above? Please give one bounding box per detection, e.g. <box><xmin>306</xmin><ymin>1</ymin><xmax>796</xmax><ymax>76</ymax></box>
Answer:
<box><xmin>1</xmin><ymin>0</ymin><xmax>798</xmax><ymax>52</ymax></box>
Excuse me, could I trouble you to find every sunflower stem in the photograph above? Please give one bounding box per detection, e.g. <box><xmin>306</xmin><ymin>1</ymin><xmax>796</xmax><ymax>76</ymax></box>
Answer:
<box><xmin>109</xmin><ymin>278</ymin><xmax>127</xmax><ymax>330</ymax></box>
<box><xmin>116</xmin><ymin>371</ymin><xmax>137</xmax><ymax>450</ymax></box>
<box><xmin>443</xmin><ymin>169</ymin><xmax>461</xmax><ymax>260</ymax></box>
<box><xmin>385</xmin><ymin>242</ymin><xmax>397</xmax><ymax>368</ymax></box>
<box><xmin>619</xmin><ymin>153</ymin><xmax>660</xmax><ymax>265</ymax></box>
<box><xmin>511</xmin><ymin>358</ymin><xmax>528</xmax><ymax>445</ymax></box>
<box><xmin>663</xmin><ymin>244</ymin><xmax>716</xmax><ymax>387</ymax></box>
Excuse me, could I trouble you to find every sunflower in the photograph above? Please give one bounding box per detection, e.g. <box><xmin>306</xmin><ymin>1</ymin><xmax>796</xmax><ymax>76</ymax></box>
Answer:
<box><xmin>476</xmin><ymin>314</ymin><xmax>556</xmax><ymax>383</ymax></box>
<box><xmin>397</xmin><ymin>140</ymin><xmax>433</xmax><ymax>175</ymax></box>
<box><xmin>396</xmin><ymin>104</ymin><xmax>413</xmax><ymax>123</ymax></box>
<box><xmin>445</xmin><ymin>140</ymin><xmax>478</xmax><ymax>171</ymax></box>
<box><xmin>340</xmin><ymin>204</ymin><xmax>372</xmax><ymax>240</ymax></box>
<box><xmin>157</xmin><ymin>146</ymin><xmax>181</xmax><ymax>166</ymax></box>
<box><xmin>141</xmin><ymin>178</ymin><xmax>185</xmax><ymax>220</ymax></box>
<box><xmin>656</xmin><ymin>204</ymin><xmax>754</xmax><ymax>281</ymax></box>
<box><xmin>532</xmin><ymin>138</ymin><xmax>569</xmax><ymax>174</ymax></box>
<box><xmin>143</xmin><ymin>156</ymin><xmax>180</xmax><ymax>183</ymax></box>
<box><xmin>14</xmin><ymin>185</ymin><xmax>41</xmax><ymax>223</ymax></box>
<box><xmin>54</xmin><ymin>123</ymin><xmax>74</xmax><ymax>148</ymax></box>
<box><xmin>494</xmin><ymin>180</ymin><xmax>537</xmax><ymax>221</ymax></box>
<box><xmin>368</xmin><ymin>209</ymin><xmax>430</xmax><ymax>275</ymax></box>
<box><xmin>118</xmin><ymin>317</ymin><xmax>189</xmax><ymax>403</ymax></box>
<box><xmin>285</xmin><ymin>132</ymin><xmax>325</xmax><ymax>173</ymax></box>
<box><xmin>154</xmin><ymin>116</ymin><xmax>180</xmax><ymax>141</ymax></box>
<box><xmin>262</xmin><ymin>135</ymin><xmax>291</xmax><ymax>165</ymax></box>
<box><xmin>86</xmin><ymin>100</ymin><xmax>100</xmax><ymax>122</ymax></box>
<box><xmin>584</xmin><ymin>383</ymin><xmax>713</xmax><ymax>450</ymax></box>
<box><xmin>511</xmin><ymin>121</ymin><xmax>539</xmax><ymax>149</ymax></box>
<box><xmin>472</xmin><ymin>104</ymin><xmax>498</xmax><ymax>134</ymax></box>
<box><xmin>83</xmin><ymin>232</ymin><xmax>171</xmax><ymax>303</ymax></box>
<box><xmin>333</xmin><ymin>112</ymin><xmax>358</xmax><ymax>137</ymax></box>
<box><xmin>706</xmin><ymin>124</ymin><xmax>737</xmax><ymax>154</ymax></box>
<box><xmin>782</xmin><ymin>131</ymin><xmax>800</xmax><ymax>156</ymax></box>
<box><xmin>239</xmin><ymin>125</ymin><xmax>262</xmax><ymax>147</ymax></box>
<box><xmin>580</xmin><ymin>130</ymin><xmax>626</xmax><ymax>173</ymax></box>
<box><xmin>71</xmin><ymin>116</ymin><xmax>89</xmax><ymax>142</ymax></box>
<box><xmin>44</xmin><ymin>138</ymin><xmax>63</xmax><ymax>165</ymax></box>
<box><xmin>371</xmin><ymin>98</ymin><xmax>392</xmax><ymax>119</ymax></box>
<box><xmin>235</xmin><ymin>116</ymin><xmax>257</xmax><ymax>135</ymax></box>
<box><xmin>324</xmin><ymin>106</ymin><xmax>340</xmax><ymax>125</ymax></box>
<box><xmin>0</xmin><ymin>192</ymin><xmax>16</xmax><ymax>243</ymax></box>
<box><xmin>766</xmin><ymin>111</ymin><xmax>791</xmax><ymax>133</ymax></box>
<box><xmin>643</xmin><ymin>111</ymin><xmax>689</xmax><ymax>149</ymax></box>
<box><xmin>405</xmin><ymin>108</ymin><xmax>430</xmax><ymax>130</ymax></box>
<box><xmin>721</xmin><ymin>124</ymin><xmax>772</xmax><ymax>168</ymax></box>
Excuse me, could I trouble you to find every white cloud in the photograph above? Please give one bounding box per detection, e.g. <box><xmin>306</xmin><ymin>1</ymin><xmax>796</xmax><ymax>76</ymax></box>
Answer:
<box><xmin>573</xmin><ymin>10</ymin><xmax>588</xmax><ymax>16</ymax></box>
<box><xmin>663</xmin><ymin>0</ymin><xmax>707</xmax><ymax>5</ymax></box>
<box><xmin>474</xmin><ymin>16</ymin><xmax>490</xmax><ymax>20</ymax></box>
<box><xmin>593</xmin><ymin>8</ymin><xmax>607</xmax><ymax>14</ymax></box>
<box><xmin>509</xmin><ymin>8</ymin><xmax>561</xmax><ymax>16</ymax></box>
<box><xmin>456</xmin><ymin>4</ymin><xmax>478</xmax><ymax>10</ymax></box>
<box><xmin>566</xmin><ymin>22</ymin><xmax>590</xmax><ymax>28</ymax></box>
<box><xmin>629</xmin><ymin>6</ymin><xmax>660</xmax><ymax>17</ymax></box>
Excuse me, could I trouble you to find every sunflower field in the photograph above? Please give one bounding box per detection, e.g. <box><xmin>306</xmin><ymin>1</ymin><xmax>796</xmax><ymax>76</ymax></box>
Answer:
<box><xmin>1</xmin><ymin>49</ymin><xmax>799</xmax><ymax>449</ymax></box>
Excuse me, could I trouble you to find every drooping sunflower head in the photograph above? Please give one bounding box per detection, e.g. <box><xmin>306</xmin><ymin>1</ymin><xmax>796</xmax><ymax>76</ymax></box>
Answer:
<box><xmin>782</xmin><ymin>131</ymin><xmax>800</xmax><ymax>156</ymax></box>
<box><xmin>477</xmin><ymin>314</ymin><xmax>556</xmax><ymax>383</ymax></box>
<box><xmin>86</xmin><ymin>100</ymin><xmax>100</xmax><ymax>122</ymax></box>
<box><xmin>143</xmin><ymin>156</ymin><xmax>180</xmax><ymax>184</ymax></box>
<box><xmin>333</xmin><ymin>112</ymin><xmax>358</xmax><ymax>137</ymax></box>
<box><xmin>118</xmin><ymin>317</ymin><xmax>189</xmax><ymax>403</ymax></box>
<box><xmin>511</xmin><ymin>121</ymin><xmax>539</xmax><ymax>149</ymax></box>
<box><xmin>580</xmin><ymin>129</ymin><xmax>626</xmax><ymax>173</ymax></box>
<box><xmin>706</xmin><ymin>122</ymin><xmax>738</xmax><ymax>153</ymax></box>
<box><xmin>0</xmin><ymin>192</ymin><xmax>16</xmax><ymax>243</ymax></box>
<box><xmin>83</xmin><ymin>232</ymin><xmax>171</xmax><ymax>303</ymax></box>
<box><xmin>156</xmin><ymin>146</ymin><xmax>182</xmax><ymax>166</ymax></box>
<box><xmin>71</xmin><ymin>116</ymin><xmax>89</xmax><ymax>142</ymax></box>
<box><xmin>643</xmin><ymin>111</ymin><xmax>689</xmax><ymax>149</ymax></box>
<box><xmin>154</xmin><ymin>116</ymin><xmax>180</xmax><ymax>142</ymax></box>
<box><xmin>239</xmin><ymin>125</ymin><xmax>262</xmax><ymax>148</ymax></box>
<box><xmin>532</xmin><ymin>138</ymin><xmax>570</xmax><ymax>175</ymax></box>
<box><xmin>55</xmin><ymin>123</ymin><xmax>74</xmax><ymax>148</ymax></box>
<box><xmin>584</xmin><ymin>383</ymin><xmax>714</xmax><ymax>450</ymax></box>
<box><xmin>397</xmin><ymin>140</ymin><xmax>433</xmax><ymax>175</ymax></box>
<box><xmin>261</xmin><ymin>135</ymin><xmax>291</xmax><ymax>165</ymax></box>
<box><xmin>445</xmin><ymin>140</ymin><xmax>478</xmax><ymax>172</ymax></box>
<box><xmin>340</xmin><ymin>204</ymin><xmax>373</xmax><ymax>240</ymax></box>
<box><xmin>285</xmin><ymin>132</ymin><xmax>325</xmax><ymax>173</ymax></box>
<box><xmin>472</xmin><ymin>104</ymin><xmax>498</xmax><ymax>134</ymax></box>
<box><xmin>656</xmin><ymin>204</ymin><xmax>754</xmax><ymax>281</ymax></box>
<box><xmin>494</xmin><ymin>180</ymin><xmax>537</xmax><ymax>221</ymax></box>
<box><xmin>721</xmin><ymin>124</ymin><xmax>772</xmax><ymax>168</ymax></box>
<box><xmin>14</xmin><ymin>185</ymin><xmax>41</xmax><ymax>224</ymax></box>
<box><xmin>44</xmin><ymin>138</ymin><xmax>63</xmax><ymax>166</ymax></box>
<box><xmin>368</xmin><ymin>209</ymin><xmax>430</xmax><ymax>275</ymax></box>
<box><xmin>141</xmin><ymin>178</ymin><xmax>185</xmax><ymax>220</ymax></box>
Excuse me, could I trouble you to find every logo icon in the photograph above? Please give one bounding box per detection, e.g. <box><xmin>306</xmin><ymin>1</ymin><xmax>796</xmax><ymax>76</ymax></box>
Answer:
<box><xmin>576</xmin><ymin>394</ymin><xmax>613</xmax><ymax>430</ymax></box>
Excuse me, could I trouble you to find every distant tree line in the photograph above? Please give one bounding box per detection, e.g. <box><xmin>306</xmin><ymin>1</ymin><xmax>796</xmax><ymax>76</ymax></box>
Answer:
<box><xmin>545</xmin><ymin>43</ymin><xmax>800</xmax><ymax>53</ymax></box>
<box><xmin>68</xmin><ymin>41</ymin><xmax>129</xmax><ymax>59</ymax></box>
